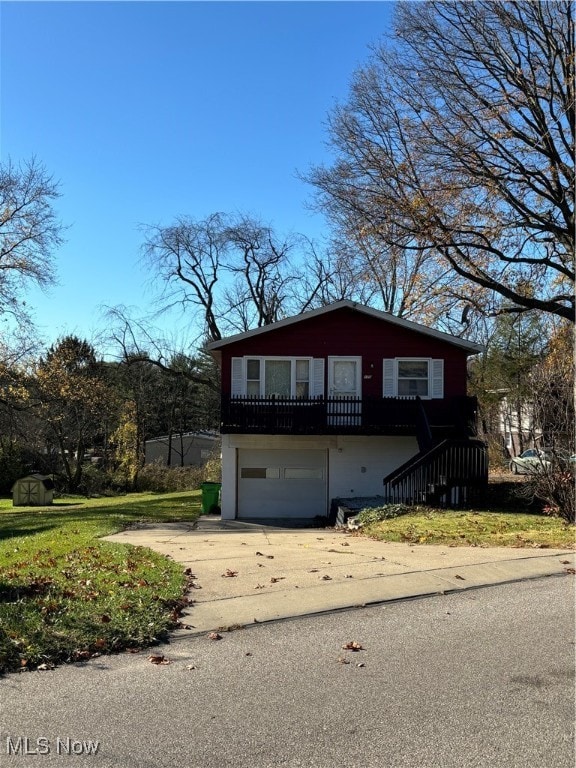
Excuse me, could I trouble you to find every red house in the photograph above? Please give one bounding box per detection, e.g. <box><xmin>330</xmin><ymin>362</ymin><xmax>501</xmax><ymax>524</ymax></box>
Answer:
<box><xmin>207</xmin><ymin>301</ymin><xmax>487</xmax><ymax>523</ymax></box>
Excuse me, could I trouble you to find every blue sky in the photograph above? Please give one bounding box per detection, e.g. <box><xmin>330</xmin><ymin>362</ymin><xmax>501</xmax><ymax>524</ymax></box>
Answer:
<box><xmin>1</xmin><ymin>1</ymin><xmax>395</xmax><ymax>351</ymax></box>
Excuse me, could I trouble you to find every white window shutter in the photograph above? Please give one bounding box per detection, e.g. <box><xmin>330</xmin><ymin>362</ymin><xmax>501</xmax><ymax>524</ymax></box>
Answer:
<box><xmin>231</xmin><ymin>357</ymin><xmax>244</xmax><ymax>396</ymax></box>
<box><xmin>311</xmin><ymin>358</ymin><xmax>325</xmax><ymax>397</ymax></box>
<box><xmin>431</xmin><ymin>359</ymin><xmax>444</xmax><ymax>399</ymax></box>
<box><xmin>383</xmin><ymin>359</ymin><xmax>395</xmax><ymax>397</ymax></box>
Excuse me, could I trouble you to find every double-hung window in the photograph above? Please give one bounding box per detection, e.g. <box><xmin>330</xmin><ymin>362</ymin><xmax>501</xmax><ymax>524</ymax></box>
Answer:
<box><xmin>383</xmin><ymin>358</ymin><xmax>444</xmax><ymax>399</ymax></box>
<box><xmin>397</xmin><ymin>360</ymin><xmax>430</xmax><ymax>397</ymax></box>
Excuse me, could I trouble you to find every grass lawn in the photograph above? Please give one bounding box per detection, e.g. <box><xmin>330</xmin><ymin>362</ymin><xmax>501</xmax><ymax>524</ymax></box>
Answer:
<box><xmin>357</xmin><ymin>507</ymin><xmax>576</xmax><ymax>549</ymax></box>
<box><xmin>0</xmin><ymin>491</ymin><xmax>201</xmax><ymax>674</ymax></box>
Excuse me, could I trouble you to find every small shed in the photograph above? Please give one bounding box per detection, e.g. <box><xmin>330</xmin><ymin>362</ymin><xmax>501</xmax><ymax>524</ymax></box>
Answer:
<box><xmin>12</xmin><ymin>474</ymin><xmax>55</xmax><ymax>507</ymax></box>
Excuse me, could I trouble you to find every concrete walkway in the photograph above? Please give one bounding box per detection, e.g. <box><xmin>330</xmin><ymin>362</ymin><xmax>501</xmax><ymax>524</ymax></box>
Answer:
<box><xmin>104</xmin><ymin>516</ymin><xmax>575</xmax><ymax>633</ymax></box>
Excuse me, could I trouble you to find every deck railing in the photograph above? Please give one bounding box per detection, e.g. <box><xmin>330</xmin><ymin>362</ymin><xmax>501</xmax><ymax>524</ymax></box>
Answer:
<box><xmin>220</xmin><ymin>394</ymin><xmax>478</xmax><ymax>437</ymax></box>
<box><xmin>382</xmin><ymin>438</ymin><xmax>488</xmax><ymax>508</ymax></box>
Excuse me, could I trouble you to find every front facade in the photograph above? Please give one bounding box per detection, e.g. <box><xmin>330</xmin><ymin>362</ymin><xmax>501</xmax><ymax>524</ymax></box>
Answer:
<box><xmin>208</xmin><ymin>301</ymin><xmax>487</xmax><ymax>522</ymax></box>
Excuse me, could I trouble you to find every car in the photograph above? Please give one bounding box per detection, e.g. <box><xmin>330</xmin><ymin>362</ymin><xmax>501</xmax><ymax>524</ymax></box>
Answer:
<box><xmin>509</xmin><ymin>449</ymin><xmax>551</xmax><ymax>475</ymax></box>
<box><xmin>509</xmin><ymin>448</ymin><xmax>576</xmax><ymax>475</ymax></box>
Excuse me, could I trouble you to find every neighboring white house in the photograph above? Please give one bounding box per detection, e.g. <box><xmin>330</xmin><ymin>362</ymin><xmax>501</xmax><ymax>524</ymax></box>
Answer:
<box><xmin>144</xmin><ymin>431</ymin><xmax>220</xmax><ymax>467</ymax></box>
<box><xmin>488</xmin><ymin>389</ymin><xmax>542</xmax><ymax>456</ymax></box>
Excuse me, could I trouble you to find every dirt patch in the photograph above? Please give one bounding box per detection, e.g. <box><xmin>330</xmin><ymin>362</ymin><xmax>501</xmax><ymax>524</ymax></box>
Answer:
<box><xmin>486</xmin><ymin>473</ymin><xmax>540</xmax><ymax>512</ymax></box>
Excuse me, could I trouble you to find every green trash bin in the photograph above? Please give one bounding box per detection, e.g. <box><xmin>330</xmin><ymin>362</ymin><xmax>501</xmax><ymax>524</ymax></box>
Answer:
<box><xmin>201</xmin><ymin>482</ymin><xmax>221</xmax><ymax>514</ymax></box>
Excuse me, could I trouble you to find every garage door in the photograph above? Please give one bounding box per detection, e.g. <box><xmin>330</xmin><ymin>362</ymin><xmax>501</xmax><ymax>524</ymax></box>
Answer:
<box><xmin>237</xmin><ymin>449</ymin><xmax>327</xmax><ymax>520</ymax></box>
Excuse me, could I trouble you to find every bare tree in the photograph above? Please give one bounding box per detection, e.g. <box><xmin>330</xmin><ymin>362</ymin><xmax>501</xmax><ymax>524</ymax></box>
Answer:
<box><xmin>141</xmin><ymin>212</ymin><xmax>333</xmax><ymax>341</ymax></box>
<box><xmin>224</xmin><ymin>215</ymin><xmax>294</xmax><ymax>329</ymax></box>
<box><xmin>141</xmin><ymin>212</ymin><xmax>226</xmax><ymax>341</ymax></box>
<box><xmin>307</xmin><ymin>1</ymin><xmax>574</xmax><ymax>322</ymax></box>
<box><xmin>0</xmin><ymin>157</ymin><xmax>63</xmax><ymax>328</ymax></box>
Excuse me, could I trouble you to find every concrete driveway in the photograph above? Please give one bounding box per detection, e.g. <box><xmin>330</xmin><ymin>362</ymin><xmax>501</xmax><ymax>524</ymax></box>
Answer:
<box><xmin>104</xmin><ymin>516</ymin><xmax>575</xmax><ymax>632</ymax></box>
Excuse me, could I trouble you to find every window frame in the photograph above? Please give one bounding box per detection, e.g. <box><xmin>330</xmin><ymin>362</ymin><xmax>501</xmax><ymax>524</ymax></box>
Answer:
<box><xmin>383</xmin><ymin>357</ymin><xmax>444</xmax><ymax>400</ymax></box>
<box><xmin>242</xmin><ymin>356</ymin><xmax>313</xmax><ymax>398</ymax></box>
<box><xmin>396</xmin><ymin>358</ymin><xmax>431</xmax><ymax>398</ymax></box>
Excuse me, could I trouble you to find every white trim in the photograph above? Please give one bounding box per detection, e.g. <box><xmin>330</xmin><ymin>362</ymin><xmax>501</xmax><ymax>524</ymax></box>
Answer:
<box><xmin>431</xmin><ymin>359</ymin><xmax>444</xmax><ymax>399</ymax></box>
<box><xmin>231</xmin><ymin>357</ymin><xmax>244</xmax><ymax>396</ymax></box>
<box><xmin>207</xmin><ymin>300</ymin><xmax>483</xmax><ymax>354</ymax></box>
<box><xmin>311</xmin><ymin>358</ymin><xmax>325</xmax><ymax>397</ymax></box>
<box><xmin>382</xmin><ymin>358</ymin><xmax>444</xmax><ymax>399</ymax></box>
<box><xmin>328</xmin><ymin>356</ymin><xmax>362</xmax><ymax>397</ymax></box>
<box><xmin>235</xmin><ymin>356</ymin><xmax>314</xmax><ymax>398</ymax></box>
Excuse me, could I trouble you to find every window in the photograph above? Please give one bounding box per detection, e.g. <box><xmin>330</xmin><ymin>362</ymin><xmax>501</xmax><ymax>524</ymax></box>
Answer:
<box><xmin>383</xmin><ymin>358</ymin><xmax>444</xmax><ymax>399</ymax></box>
<box><xmin>295</xmin><ymin>360</ymin><xmax>310</xmax><ymax>398</ymax></box>
<box><xmin>265</xmin><ymin>360</ymin><xmax>291</xmax><ymax>396</ymax></box>
<box><xmin>397</xmin><ymin>360</ymin><xmax>429</xmax><ymax>397</ymax></box>
<box><xmin>240</xmin><ymin>467</ymin><xmax>280</xmax><ymax>479</ymax></box>
<box><xmin>246</xmin><ymin>359</ymin><xmax>261</xmax><ymax>396</ymax></box>
<box><xmin>284</xmin><ymin>467</ymin><xmax>323</xmax><ymax>480</ymax></box>
<box><xmin>236</xmin><ymin>358</ymin><xmax>311</xmax><ymax>397</ymax></box>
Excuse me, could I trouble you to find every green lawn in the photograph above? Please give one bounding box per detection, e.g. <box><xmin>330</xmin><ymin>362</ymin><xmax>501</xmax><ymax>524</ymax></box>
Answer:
<box><xmin>2</xmin><ymin>490</ymin><xmax>574</xmax><ymax>675</ymax></box>
<box><xmin>0</xmin><ymin>492</ymin><xmax>201</xmax><ymax>674</ymax></box>
<box><xmin>357</xmin><ymin>507</ymin><xmax>576</xmax><ymax>549</ymax></box>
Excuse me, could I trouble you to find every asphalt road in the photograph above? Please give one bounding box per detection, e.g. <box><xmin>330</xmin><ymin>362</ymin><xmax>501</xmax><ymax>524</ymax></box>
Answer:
<box><xmin>1</xmin><ymin>576</ymin><xmax>574</xmax><ymax>768</ymax></box>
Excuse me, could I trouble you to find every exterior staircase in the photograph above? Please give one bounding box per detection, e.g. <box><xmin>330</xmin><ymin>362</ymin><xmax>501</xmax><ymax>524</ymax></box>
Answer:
<box><xmin>382</xmin><ymin>397</ymin><xmax>488</xmax><ymax>508</ymax></box>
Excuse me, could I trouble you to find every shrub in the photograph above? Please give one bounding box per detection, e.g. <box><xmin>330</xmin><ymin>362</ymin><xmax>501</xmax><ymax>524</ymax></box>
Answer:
<box><xmin>515</xmin><ymin>463</ymin><xmax>576</xmax><ymax>523</ymax></box>
<box><xmin>356</xmin><ymin>504</ymin><xmax>414</xmax><ymax>526</ymax></box>
<box><xmin>136</xmin><ymin>453</ymin><xmax>222</xmax><ymax>494</ymax></box>
<box><xmin>77</xmin><ymin>463</ymin><xmax>113</xmax><ymax>497</ymax></box>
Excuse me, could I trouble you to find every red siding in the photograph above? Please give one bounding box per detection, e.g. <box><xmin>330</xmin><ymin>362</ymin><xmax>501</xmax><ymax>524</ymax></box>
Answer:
<box><xmin>218</xmin><ymin>307</ymin><xmax>472</xmax><ymax>397</ymax></box>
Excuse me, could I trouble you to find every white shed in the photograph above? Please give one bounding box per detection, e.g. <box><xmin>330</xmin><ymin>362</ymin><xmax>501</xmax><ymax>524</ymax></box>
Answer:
<box><xmin>12</xmin><ymin>474</ymin><xmax>55</xmax><ymax>506</ymax></box>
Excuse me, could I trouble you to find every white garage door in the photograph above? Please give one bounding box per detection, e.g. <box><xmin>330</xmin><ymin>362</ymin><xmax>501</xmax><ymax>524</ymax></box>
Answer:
<box><xmin>237</xmin><ymin>449</ymin><xmax>327</xmax><ymax>520</ymax></box>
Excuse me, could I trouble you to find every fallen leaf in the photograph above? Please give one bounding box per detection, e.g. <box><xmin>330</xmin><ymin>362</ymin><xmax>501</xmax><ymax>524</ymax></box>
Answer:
<box><xmin>342</xmin><ymin>641</ymin><xmax>364</xmax><ymax>651</ymax></box>
<box><xmin>255</xmin><ymin>584</ymin><xmax>265</xmax><ymax>589</ymax></box>
<box><xmin>564</xmin><ymin>568</ymin><xmax>576</xmax><ymax>575</ymax></box>
<box><xmin>245</xmin><ymin>652</ymin><xmax>253</xmax><ymax>657</ymax></box>
<box><xmin>356</xmin><ymin>662</ymin><xmax>366</xmax><ymax>668</ymax></box>
<box><xmin>71</xmin><ymin>650</ymin><xmax>91</xmax><ymax>661</ymax></box>
<box><xmin>222</xmin><ymin>569</ymin><xmax>238</xmax><ymax>578</ymax></box>
<box><xmin>185</xmin><ymin>664</ymin><xmax>196</xmax><ymax>670</ymax></box>
<box><xmin>270</xmin><ymin>577</ymin><xmax>285</xmax><ymax>583</ymax></box>
<box><xmin>560</xmin><ymin>560</ymin><xmax>571</xmax><ymax>564</ymax></box>
<box><xmin>100</xmin><ymin>614</ymin><xmax>111</xmax><ymax>623</ymax></box>
<box><xmin>255</xmin><ymin>551</ymin><xmax>264</xmax><ymax>556</ymax></box>
<box><xmin>148</xmin><ymin>655</ymin><xmax>171</xmax><ymax>665</ymax></box>
<box><xmin>309</xmin><ymin>568</ymin><xmax>319</xmax><ymax>573</ymax></box>
<box><xmin>341</xmin><ymin>542</ymin><xmax>350</xmax><ymax>547</ymax></box>
<box><xmin>208</xmin><ymin>632</ymin><xmax>222</xmax><ymax>641</ymax></box>
<box><xmin>36</xmin><ymin>662</ymin><xmax>55</xmax><ymax>671</ymax></box>
<box><xmin>337</xmin><ymin>656</ymin><xmax>350</xmax><ymax>664</ymax></box>
<box><xmin>454</xmin><ymin>575</ymin><xmax>465</xmax><ymax>580</ymax></box>
<box><xmin>321</xmin><ymin>575</ymin><xmax>332</xmax><ymax>580</ymax></box>
<box><xmin>266</xmin><ymin>555</ymin><xmax>274</xmax><ymax>559</ymax></box>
